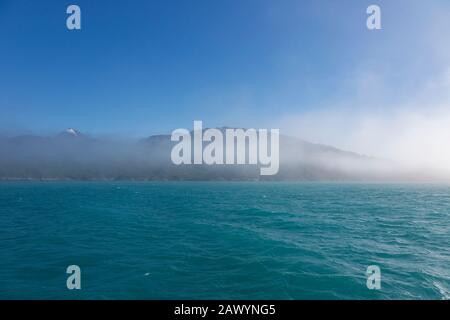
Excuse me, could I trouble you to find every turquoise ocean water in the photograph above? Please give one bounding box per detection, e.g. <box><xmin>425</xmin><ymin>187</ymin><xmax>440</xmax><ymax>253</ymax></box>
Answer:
<box><xmin>0</xmin><ymin>182</ymin><xmax>449</xmax><ymax>299</ymax></box>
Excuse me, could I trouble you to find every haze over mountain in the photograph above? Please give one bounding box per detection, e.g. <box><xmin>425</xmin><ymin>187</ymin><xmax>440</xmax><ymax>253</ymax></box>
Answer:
<box><xmin>0</xmin><ymin>128</ymin><xmax>443</xmax><ymax>181</ymax></box>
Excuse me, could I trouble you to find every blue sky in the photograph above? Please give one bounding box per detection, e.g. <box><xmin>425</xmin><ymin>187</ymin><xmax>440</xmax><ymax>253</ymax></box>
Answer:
<box><xmin>1</xmin><ymin>0</ymin><xmax>449</xmax><ymax>146</ymax></box>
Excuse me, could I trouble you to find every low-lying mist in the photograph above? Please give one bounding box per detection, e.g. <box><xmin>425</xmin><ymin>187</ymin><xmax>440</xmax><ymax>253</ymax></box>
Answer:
<box><xmin>0</xmin><ymin>129</ymin><xmax>447</xmax><ymax>181</ymax></box>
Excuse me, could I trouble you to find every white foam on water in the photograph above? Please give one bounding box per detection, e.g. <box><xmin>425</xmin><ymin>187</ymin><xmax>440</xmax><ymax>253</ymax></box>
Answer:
<box><xmin>433</xmin><ymin>281</ymin><xmax>450</xmax><ymax>300</ymax></box>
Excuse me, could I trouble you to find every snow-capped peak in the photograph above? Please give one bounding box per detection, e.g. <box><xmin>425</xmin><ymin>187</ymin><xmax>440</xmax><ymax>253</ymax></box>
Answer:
<box><xmin>56</xmin><ymin>128</ymin><xmax>86</xmax><ymax>140</ymax></box>
<box><xmin>65</xmin><ymin>128</ymin><xmax>79</xmax><ymax>136</ymax></box>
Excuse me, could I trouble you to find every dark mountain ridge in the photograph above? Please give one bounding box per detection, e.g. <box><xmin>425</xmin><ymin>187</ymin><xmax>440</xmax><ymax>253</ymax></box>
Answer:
<box><xmin>0</xmin><ymin>128</ymin><xmax>433</xmax><ymax>181</ymax></box>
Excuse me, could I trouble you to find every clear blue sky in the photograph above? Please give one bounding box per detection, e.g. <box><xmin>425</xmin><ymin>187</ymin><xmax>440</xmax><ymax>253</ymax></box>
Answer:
<box><xmin>0</xmin><ymin>0</ymin><xmax>448</xmax><ymax>136</ymax></box>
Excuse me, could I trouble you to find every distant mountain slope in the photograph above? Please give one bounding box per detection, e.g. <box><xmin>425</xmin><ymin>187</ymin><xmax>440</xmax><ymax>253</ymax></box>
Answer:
<box><xmin>0</xmin><ymin>128</ymin><xmax>431</xmax><ymax>181</ymax></box>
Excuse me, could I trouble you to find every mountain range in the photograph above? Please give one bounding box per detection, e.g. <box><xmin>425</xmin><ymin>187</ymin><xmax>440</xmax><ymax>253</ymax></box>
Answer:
<box><xmin>0</xmin><ymin>128</ymin><xmax>436</xmax><ymax>181</ymax></box>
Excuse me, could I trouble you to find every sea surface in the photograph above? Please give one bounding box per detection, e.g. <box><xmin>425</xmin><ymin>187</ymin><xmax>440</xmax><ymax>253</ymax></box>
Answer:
<box><xmin>0</xmin><ymin>182</ymin><xmax>449</xmax><ymax>300</ymax></box>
